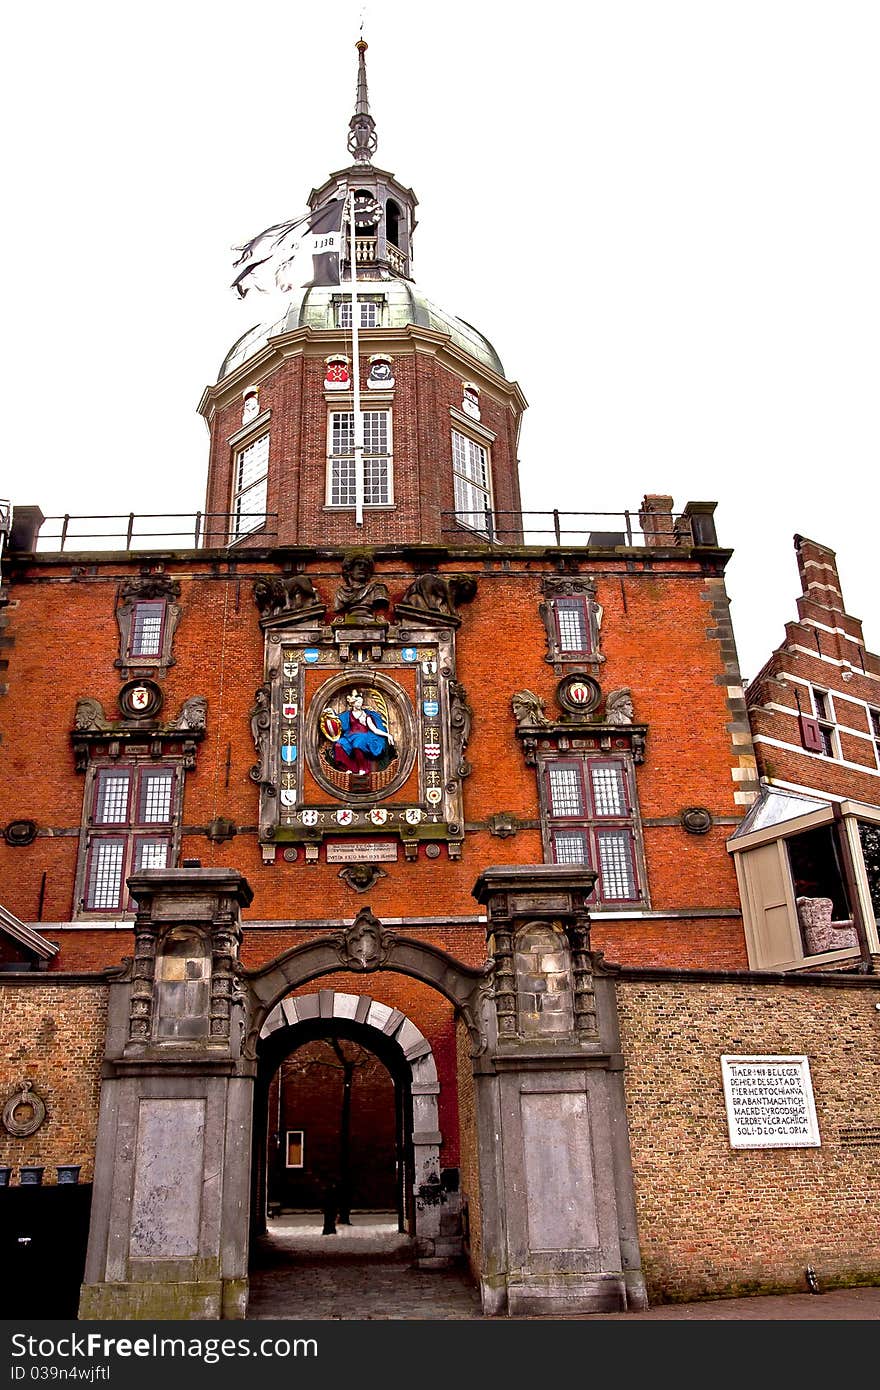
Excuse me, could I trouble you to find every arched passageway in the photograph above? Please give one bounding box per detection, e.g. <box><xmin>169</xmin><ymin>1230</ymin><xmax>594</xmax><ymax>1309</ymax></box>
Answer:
<box><xmin>252</xmin><ymin>988</ymin><xmax>449</xmax><ymax>1246</ymax></box>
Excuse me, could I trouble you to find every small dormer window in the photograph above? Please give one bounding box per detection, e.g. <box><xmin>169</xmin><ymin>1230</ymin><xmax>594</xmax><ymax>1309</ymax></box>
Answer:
<box><xmin>336</xmin><ymin>298</ymin><xmax>382</xmax><ymax>329</ymax></box>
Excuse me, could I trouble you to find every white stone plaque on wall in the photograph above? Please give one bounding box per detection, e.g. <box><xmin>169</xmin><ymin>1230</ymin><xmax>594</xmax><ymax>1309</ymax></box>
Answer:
<box><xmin>721</xmin><ymin>1055</ymin><xmax>821</xmax><ymax>1149</ymax></box>
<box><xmin>326</xmin><ymin>842</ymin><xmax>398</xmax><ymax>863</ymax></box>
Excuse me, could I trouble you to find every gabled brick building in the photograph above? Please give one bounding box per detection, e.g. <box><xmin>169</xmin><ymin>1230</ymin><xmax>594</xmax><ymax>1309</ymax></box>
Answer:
<box><xmin>730</xmin><ymin>534</ymin><xmax>880</xmax><ymax>971</ymax></box>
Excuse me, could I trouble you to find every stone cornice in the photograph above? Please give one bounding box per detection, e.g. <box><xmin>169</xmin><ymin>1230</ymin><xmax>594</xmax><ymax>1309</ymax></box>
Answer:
<box><xmin>198</xmin><ymin>323</ymin><xmax>528</xmax><ymax>419</ymax></box>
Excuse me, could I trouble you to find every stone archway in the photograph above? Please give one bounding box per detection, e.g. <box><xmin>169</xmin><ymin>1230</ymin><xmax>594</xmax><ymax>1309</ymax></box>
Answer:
<box><xmin>244</xmin><ymin>910</ymin><xmax>496</xmax><ymax>1059</ymax></box>
<box><xmin>257</xmin><ymin>989</ymin><xmax>453</xmax><ymax>1260</ymax></box>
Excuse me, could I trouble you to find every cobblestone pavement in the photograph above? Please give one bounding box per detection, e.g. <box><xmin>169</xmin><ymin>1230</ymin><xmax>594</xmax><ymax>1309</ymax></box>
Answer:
<box><xmin>246</xmin><ymin>1214</ymin><xmax>880</xmax><ymax>1321</ymax></box>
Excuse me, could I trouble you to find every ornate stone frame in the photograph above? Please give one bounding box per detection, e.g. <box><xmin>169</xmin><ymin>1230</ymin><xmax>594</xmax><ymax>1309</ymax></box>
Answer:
<box><xmin>115</xmin><ymin>574</ymin><xmax>182</xmax><ymax>677</ymax></box>
<box><xmin>539</xmin><ymin>574</ymin><xmax>605</xmax><ymax>671</ymax></box>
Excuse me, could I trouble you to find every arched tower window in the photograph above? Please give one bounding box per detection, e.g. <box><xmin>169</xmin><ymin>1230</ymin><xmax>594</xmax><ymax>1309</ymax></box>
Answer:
<box><xmin>386</xmin><ymin>199</ymin><xmax>402</xmax><ymax>249</ymax></box>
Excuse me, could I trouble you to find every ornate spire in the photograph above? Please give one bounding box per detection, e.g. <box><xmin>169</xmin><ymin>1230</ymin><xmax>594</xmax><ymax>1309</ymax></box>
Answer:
<box><xmin>347</xmin><ymin>38</ymin><xmax>378</xmax><ymax>164</ymax></box>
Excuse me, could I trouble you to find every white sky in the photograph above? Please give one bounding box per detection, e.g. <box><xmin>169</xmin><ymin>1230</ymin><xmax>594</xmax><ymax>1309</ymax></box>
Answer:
<box><xmin>2</xmin><ymin>1</ymin><xmax>877</xmax><ymax>682</ymax></box>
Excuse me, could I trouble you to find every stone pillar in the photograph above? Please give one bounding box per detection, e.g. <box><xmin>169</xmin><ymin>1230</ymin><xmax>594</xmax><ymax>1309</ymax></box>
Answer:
<box><xmin>471</xmin><ymin>865</ymin><xmax>647</xmax><ymax>1317</ymax></box>
<box><xmin>79</xmin><ymin>869</ymin><xmax>255</xmax><ymax>1321</ymax></box>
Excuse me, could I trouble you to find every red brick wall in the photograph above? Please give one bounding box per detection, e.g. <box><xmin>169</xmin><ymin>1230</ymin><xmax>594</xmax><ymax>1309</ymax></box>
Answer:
<box><xmin>1</xmin><ymin>550</ymin><xmax>749</xmax><ymax>974</ymax></box>
<box><xmin>201</xmin><ymin>335</ymin><xmax>523</xmax><ymax>550</ymax></box>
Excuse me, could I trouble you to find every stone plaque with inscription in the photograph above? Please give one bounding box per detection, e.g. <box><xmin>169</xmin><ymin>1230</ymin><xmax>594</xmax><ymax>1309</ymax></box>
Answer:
<box><xmin>326</xmin><ymin>841</ymin><xmax>399</xmax><ymax>863</ymax></box>
<box><xmin>720</xmin><ymin>1055</ymin><xmax>821</xmax><ymax>1149</ymax></box>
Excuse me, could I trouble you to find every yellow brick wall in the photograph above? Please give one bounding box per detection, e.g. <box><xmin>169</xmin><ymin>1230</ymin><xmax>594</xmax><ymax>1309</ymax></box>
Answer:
<box><xmin>617</xmin><ymin>977</ymin><xmax>880</xmax><ymax>1300</ymax></box>
<box><xmin>0</xmin><ymin>980</ymin><xmax>107</xmax><ymax>1181</ymax></box>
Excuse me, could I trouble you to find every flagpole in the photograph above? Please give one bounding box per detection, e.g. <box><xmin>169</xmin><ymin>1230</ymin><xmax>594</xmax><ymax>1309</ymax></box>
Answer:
<box><xmin>348</xmin><ymin>189</ymin><xmax>364</xmax><ymax>527</ymax></box>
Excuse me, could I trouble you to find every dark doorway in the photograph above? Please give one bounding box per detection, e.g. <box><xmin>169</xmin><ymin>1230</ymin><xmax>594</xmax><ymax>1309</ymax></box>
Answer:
<box><xmin>252</xmin><ymin>1016</ymin><xmax>414</xmax><ymax>1242</ymax></box>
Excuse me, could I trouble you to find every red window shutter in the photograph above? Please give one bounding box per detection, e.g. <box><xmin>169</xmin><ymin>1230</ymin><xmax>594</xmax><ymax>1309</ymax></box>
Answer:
<box><xmin>799</xmin><ymin>715</ymin><xmax>824</xmax><ymax>752</ymax></box>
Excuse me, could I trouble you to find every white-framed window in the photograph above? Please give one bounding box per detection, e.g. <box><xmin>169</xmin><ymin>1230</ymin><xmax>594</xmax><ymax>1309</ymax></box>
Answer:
<box><xmin>285</xmin><ymin>1130</ymin><xmax>305</xmax><ymax>1168</ymax></box>
<box><xmin>327</xmin><ymin>409</ymin><xmax>392</xmax><ymax>507</ymax></box>
<box><xmin>452</xmin><ymin>429</ymin><xmax>493</xmax><ymax>536</ymax></box>
<box><xmin>540</xmin><ymin>755</ymin><xmax>643</xmax><ymax>904</ymax></box>
<box><xmin>811</xmin><ymin>687</ymin><xmax>837</xmax><ymax>758</ymax></box>
<box><xmin>230</xmin><ymin>432</ymin><xmax>269</xmax><ymax>542</ymax></box>
<box><xmin>79</xmin><ymin>763</ymin><xmax>180</xmax><ymax>914</ymax></box>
<box><xmin>336</xmin><ymin>298</ymin><xmax>381</xmax><ymax>329</ymax></box>
<box><xmin>870</xmin><ymin>708</ymin><xmax>880</xmax><ymax>770</ymax></box>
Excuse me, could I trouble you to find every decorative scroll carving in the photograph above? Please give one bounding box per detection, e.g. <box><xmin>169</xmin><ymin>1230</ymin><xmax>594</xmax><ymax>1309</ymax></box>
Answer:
<box><xmin>249</xmin><ymin>683</ymin><xmax>273</xmax><ymax>789</ymax></box>
<box><xmin>605</xmin><ymin>688</ymin><xmax>634</xmax><ymax>725</ymax></box>
<box><xmin>459</xmin><ymin>958</ymin><xmax>496</xmax><ymax>1058</ymax></box>
<box><xmin>541</xmin><ymin>575</ymin><xmax>598</xmax><ymax>600</ymax></box>
<box><xmin>120</xmin><ymin>575</ymin><xmax>181</xmax><ymax>603</ymax></box>
<box><xmin>334</xmin><ymin>554</ymin><xmax>389</xmax><ymax>623</ymax></box>
<box><xmin>539</xmin><ymin>573</ymin><xmax>605</xmax><ymax>668</ymax></box>
<box><xmin>253</xmin><ymin>574</ymin><xmax>324</xmax><ymax>622</ymax></box>
<box><xmin>2</xmin><ymin>1080</ymin><xmax>47</xmax><ymax>1137</ymax></box>
<box><xmin>449</xmin><ymin>681</ymin><xmax>473</xmax><ymax>780</ymax></box>
<box><xmin>395</xmin><ymin>573</ymin><xmax>477</xmax><ymax>626</ymax></box>
<box><xmin>115</xmin><ymin>575</ymin><xmax>182</xmax><ymax>674</ymax></box>
<box><xmin>512</xmin><ymin>690</ymin><xmax>551</xmax><ymax>729</ymax></box>
<box><xmin>331</xmin><ymin>908</ymin><xmax>396</xmax><ymax>971</ymax></box>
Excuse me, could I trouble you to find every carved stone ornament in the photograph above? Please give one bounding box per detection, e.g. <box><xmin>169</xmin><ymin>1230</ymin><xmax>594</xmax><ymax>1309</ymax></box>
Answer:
<box><xmin>4</xmin><ymin>819</ymin><xmax>38</xmax><ymax>847</ymax></box>
<box><xmin>557</xmin><ymin>673</ymin><xmax>602</xmax><ymax>717</ymax></box>
<box><xmin>72</xmin><ymin>695</ymin><xmax>207</xmax><ymax>772</ymax></box>
<box><xmin>511</xmin><ymin>690</ymin><xmax>552</xmax><ymax>729</ymax></box>
<box><xmin>338</xmin><ymin>863</ymin><xmax>388</xmax><ymax>893</ymax></box>
<box><xmin>331</xmin><ymin>908</ymin><xmax>396</xmax><ymax>971</ymax></box>
<box><xmin>253</xmin><ymin>574</ymin><xmax>324</xmax><ymax>623</ymax></box>
<box><xmin>115</xmin><ymin>573</ymin><xmax>182</xmax><ymax>674</ymax></box>
<box><xmin>334</xmin><ymin>553</ymin><xmax>390</xmax><ymax>624</ymax></box>
<box><xmin>249</xmin><ymin>683</ymin><xmax>274</xmax><ymax>789</ymax></box>
<box><xmin>394</xmin><ymin>573</ymin><xmax>477</xmax><ymax>627</ymax></box>
<box><xmin>488</xmin><ymin>812</ymin><xmax>518</xmax><ymax>839</ymax></box>
<box><xmin>680</xmin><ymin>806</ymin><xmax>713</xmax><ymax>835</ymax></box>
<box><xmin>2</xmin><ymin>1080</ymin><xmax>47</xmax><ymax>1137</ymax></box>
<box><xmin>118</xmin><ymin>679</ymin><xmax>163</xmax><ymax>720</ymax></box>
<box><xmin>605</xmin><ymin>688</ymin><xmax>634</xmax><ymax>725</ymax></box>
<box><xmin>449</xmin><ymin>681</ymin><xmax>473</xmax><ymax>780</ymax></box>
<box><xmin>539</xmin><ymin>573</ymin><xmax>605</xmax><ymax>668</ymax></box>
<box><xmin>120</xmin><ymin>574</ymin><xmax>181</xmax><ymax>604</ymax></box>
<box><xmin>74</xmin><ymin>698</ymin><xmax>113</xmax><ymax>733</ymax></box>
<box><xmin>173</xmin><ymin>696</ymin><xmax>208</xmax><ymax>731</ymax></box>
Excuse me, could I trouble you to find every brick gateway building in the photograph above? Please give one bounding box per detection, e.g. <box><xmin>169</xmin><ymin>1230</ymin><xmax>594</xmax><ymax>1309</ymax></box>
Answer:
<box><xmin>1</xmin><ymin>45</ymin><xmax>878</xmax><ymax>1318</ymax></box>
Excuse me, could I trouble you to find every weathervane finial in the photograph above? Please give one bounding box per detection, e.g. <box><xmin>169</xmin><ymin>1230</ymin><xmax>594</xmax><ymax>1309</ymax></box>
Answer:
<box><xmin>347</xmin><ymin>36</ymin><xmax>377</xmax><ymax>164</ymax></box>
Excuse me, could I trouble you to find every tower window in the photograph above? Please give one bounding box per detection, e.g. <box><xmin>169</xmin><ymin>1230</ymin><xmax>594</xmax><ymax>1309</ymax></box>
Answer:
<box><xmin>327</xmin><ymin>409</ymin><xmax>392</xmax><ymax>507</ymax></box>
<box><xmin>336</xmin><ymin>299</ymin><xmax>381</xmax><ymax>329</ymax></box>
<box><xmin>452</xmin><ymin>429</ymin><xmax>493</xmax><ymax>537</ymax></box>
<box><xmin>230</xmin><ymin>432</ymin><xmax>269</xmax><ymax>542</ymax></box>
<box><xmin>811</xmin><ymin>687</ymin><xmax>837</xmax><ymax>758</ymax></box>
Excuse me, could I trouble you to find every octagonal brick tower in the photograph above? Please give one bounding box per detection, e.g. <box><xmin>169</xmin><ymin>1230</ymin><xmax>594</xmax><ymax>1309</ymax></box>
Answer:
<box><xmin>198</xmin><ymin>40</ymin><xmax>527</xmax><ymax>550</ymax></box>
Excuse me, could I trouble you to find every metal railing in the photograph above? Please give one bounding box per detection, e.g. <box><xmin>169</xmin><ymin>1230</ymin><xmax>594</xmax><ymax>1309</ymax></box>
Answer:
<box><xmin>440</xmin><ymin>509</ymin><xmax>696</xmax><ymax>548</ymax></box>
<box><xmin>32</xmin><ymin>512</ymin><xmax>279</xmax><ymax>553</ymax></box>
